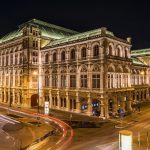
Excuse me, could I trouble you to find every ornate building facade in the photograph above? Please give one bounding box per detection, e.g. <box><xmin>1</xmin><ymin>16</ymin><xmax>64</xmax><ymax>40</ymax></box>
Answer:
<box><xmin>0</xmin><ymin>19</ymin><xmax>149</xmax><ymax>118</ymax></box>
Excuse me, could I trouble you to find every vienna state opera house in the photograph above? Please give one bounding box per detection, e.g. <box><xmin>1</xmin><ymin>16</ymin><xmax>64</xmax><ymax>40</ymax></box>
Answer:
<box><xmin>0</xmin><ymin>19</ymin><xmax>150</xmax><ymax>118</ymax></box>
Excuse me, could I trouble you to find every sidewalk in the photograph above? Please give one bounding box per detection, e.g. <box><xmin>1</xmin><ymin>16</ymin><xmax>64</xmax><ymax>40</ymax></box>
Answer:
<box><xmin>109</xmin><ymin>101</ymin><xmax>150</xmax><ymax>128</ymax></box>
<box><xmin>1</xmin><ymin>101</ymin><xmax>150</xmax><ymax>126</ymax></box>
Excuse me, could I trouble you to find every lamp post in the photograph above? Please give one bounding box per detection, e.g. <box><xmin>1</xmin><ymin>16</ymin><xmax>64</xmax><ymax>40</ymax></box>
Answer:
<box><xmin>33</xmin><ymin>71</ymin><xmax>39</xmax><ymax>113</ymax></box>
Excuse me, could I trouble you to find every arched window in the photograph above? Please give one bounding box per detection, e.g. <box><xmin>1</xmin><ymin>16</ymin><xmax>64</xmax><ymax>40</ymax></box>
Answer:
<box><xmin>53</xmin><ymin>53</ymin><xmax>57</xmax><ymax>62</ymax></box>
<box><xmin>61</xmin><ymin>51</ymin><xmax>65</xmax><ymax>61</ymax></box>
<box><xmin>10</xmin><ymin>71</ymin><xmax>13</xmax><ymax>86</ymax></box>
<box><xmin>45</xmin><ymin>53</ymin><xmax>49</xmax><ymax>63</ymax></box>
<box><xmin>80</xmin><ymin>66</ymin><xmax>87</xmax><ymax>88</ymax></box>
<box><xmin>32</xmin><ymin>52</ymin><xmax>38</xmax><ymax>64</ymax></box>
<box><xmin>6</xmin><ymin>55</ymin><xmax>9</xmax><ymax>66</ymax></box>
<box><xmin>117</xmin><ymin>46</ymin><xmax>122</xmax><ymax>57</ymax></box>
<box><xmin>81</xmin><ymin>47</ymin><xmax>86</xmax><ymax>59</ymax></box>
<box><xmin>52</xmin><ymin>69</ymin><xmax>57</xmax><ymax>87</ymax></box>
<box><xmin>125</xmin><ymin>49</ymin><xmax>128</xmax><ymax>58</ymax></box>
<box><xmin>108</xmin><ymin>45</ymin><xmax>113</xmax><ymax>55</ymax></box>
<box><xmin>70</xmin><ymin>67</ymin><xmax>76</xmax><ymax>87</ymax></box>
<box><xmin>70</xmin><ymin>49</ymin><xmax>76</xmax><ymax>60</ymax></box>
<box><xmin>2</xmin><ymin>56</ymin><xmax>4</xmax><ymax>66</ymax></box>
<box><xmin>15</xmin><ymin>71</ymin><xmax>18</xmax><ymax>86</ymax></box>
<box><xmin>92</xmin><ymin>65</ymin><xmax>100</xmax><ymax>88</ymax></box>
<box><xmin>93</xmin><ymin>45</ymin><xmax>99</xmax><ymax>57</ymax></box>
<box><xmin>61</xmin><ymin>69</ymin><xmax>66</xmax><ymax>88</ymax></box>
<box><xmin>20</xmin><ymin>71</ymin><xmax>23</xmax><ymax>86</ymax></box>
<box><xmin>19</xmin><ymin>53</ymin><xmax>23</xmax><ymax>64</ymax></box>
<box><xmin>15</xmin><ymin>54</ymin><xmax>18</xmax><ymax>65</ymax></box>
<box><xmin>45</xmin><ymin>71</ymin><xmax>49</xmax><ymax>87</ymax></box>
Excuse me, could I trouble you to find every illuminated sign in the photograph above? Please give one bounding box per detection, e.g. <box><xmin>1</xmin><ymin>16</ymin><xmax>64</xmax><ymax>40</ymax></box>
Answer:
<box><xmin>44</xmin><ymin>101</ymin><xmax>49</xmax><ymax>115</ymax></box>
<box><xmin>119</xmin><ymin>130</ymin><xmax>132</xmax><ymax>150</ymax></box>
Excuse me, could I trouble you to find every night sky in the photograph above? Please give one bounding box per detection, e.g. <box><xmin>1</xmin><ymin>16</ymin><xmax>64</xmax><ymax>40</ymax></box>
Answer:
<box><xmin>0</xmin><ymin>0</ymin><xmax>150</xmax><ymax>49</ymax></box>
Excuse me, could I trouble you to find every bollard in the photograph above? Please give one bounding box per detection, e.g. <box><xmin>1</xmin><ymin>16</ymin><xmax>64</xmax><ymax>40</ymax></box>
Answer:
<box><xmin>119</xmin><ymin>130</ymin><xmax>132</xmax><ymax>150</ymax></box>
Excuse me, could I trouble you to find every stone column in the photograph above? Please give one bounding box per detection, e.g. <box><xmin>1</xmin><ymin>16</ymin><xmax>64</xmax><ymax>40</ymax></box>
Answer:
<box><xmin>100</xmin><ymin>100</ymin><xmax>104</xmax><ymax>118</ymax></box>
<box><xmin>66</xmin><ymin>66</ymin><xmax>70</xmax><ymax>89</ymax></box>
<box><xmin>88</xmin><ymin>69</ymin><xmax>92</xmax><ymax>89</ymax></box>
<box><xmin>12</xmin><ymin>90</ymin><xmax>15</xmax><ymax>105</ymax></box>
<box><xmin>49</xmin><ymin>73</ymin><xmax>52</xmax><ymax>88</ymax></box>
<box><xmin>66</xmin><ymin>92</ymin><xmax>70</xmax><ymax>111</ymax></box>
<box><xmin>128</xmin><ymin>73</ymin><xmax>131</xmax><ymax>87</ymax></box>
<box><xmin>120</xmin><ymin>96</ymin><xmax>126</xmax><ymax>112</ymax></box>
<box><xmin>57</xmin><ymin>91</ymin><xmax>61</xmax><ymax>109</ymax></box>
<box><xmin>110</xmin><ymin>73</ymin><xmax>112</xmax><ymax>88</ymax></box>
<box><xmin>87</xmin><ymin>95</ymin><xmax>92</xmax><ymax>116</ymax></box>
<box><xmin>4</xmin><ymin>89</ymin><xmax>6</xmax><ymax>103</ymax></box>
<box><xmin>100</xmin><ymin>66</ymin><xmax>104</xmax><ymax>90</ymax></box>
<box><xmin>49</xmin><ymin>90</ymin><xmax>52</xmax><ymax>108</ymax></box>
<box><xmin>102</xmin><ymin>96</ymin><xmax>109</xmax><ymax>119</ymax></box>
<box><xmin>76</xmin><ymin>92</ymin><xmax>80</xmax><ymax>113</ymax></box>
<box><xmin>146</xmin><ymin>88</ymin><xmax>149</xmax><ymax>100</ymax></box>
<box><xmin>127</xmin><ymin>92</ymin><xmax>132</xmax><ymax>112</ymax></box>
<box><xmin>57</xmin><ymin>71</ymin><xmax>61</xmax><ymax>88</ymax></box>
<box><xmin>113</xmin><ymin>96</ymin><xmax>118</xmax><ymax>114</ymax></box>
<box><xmin>76</xmin><ymin>66</ymin><xmax>80</xmax><ymax>89</ymax></box>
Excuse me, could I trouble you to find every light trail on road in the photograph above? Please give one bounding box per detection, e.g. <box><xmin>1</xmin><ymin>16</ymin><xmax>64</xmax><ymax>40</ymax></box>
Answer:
<box><xmin>0</xmin><ymin>105</ymin><xmax>74</xmax><ymax>150</ymax></box>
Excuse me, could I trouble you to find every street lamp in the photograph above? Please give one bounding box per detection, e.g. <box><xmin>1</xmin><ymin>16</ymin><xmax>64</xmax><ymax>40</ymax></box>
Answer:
<box><xmin>33</xmin><ymin>71</ymin><xmax>39</xmax><ymax>113</ymax></box>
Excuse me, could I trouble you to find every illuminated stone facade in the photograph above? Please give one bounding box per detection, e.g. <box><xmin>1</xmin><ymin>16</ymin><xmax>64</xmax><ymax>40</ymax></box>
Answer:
<box><xmin>0</xmin><ymin>19</ymin><xmax>149</xmax><ymax>118</ymax></box>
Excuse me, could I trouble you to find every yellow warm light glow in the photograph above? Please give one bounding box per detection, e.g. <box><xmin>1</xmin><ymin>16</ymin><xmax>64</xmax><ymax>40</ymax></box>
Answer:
<box><xmin>33</xmin><ymin>71</ymin><xmax>38</xmax><ymax>75</ymax></box>
<box><xmin>140</xmin><ymin>71</ymin><xmax>144</xmax><ymax>75</ymax></box>
<box><xmin>119</xmin><ymin>130</ymin><xmax>132</xmax><ymax>150</ymax></box>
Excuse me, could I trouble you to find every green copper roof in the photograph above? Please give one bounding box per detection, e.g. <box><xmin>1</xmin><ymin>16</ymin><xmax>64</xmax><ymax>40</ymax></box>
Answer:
<box><xmin>22</xmin><ymin>19</ymin><xmax>79</xmax><ymax>39</ymax></box>
<box><xmin>47</xmin><ymin>28</ymin><xmax>114</xmax><ymax>47</ymax></box>
<box><xmin>0</xmin><ymin>19</ymin><xmax>79</xmax><ymax>44</ymax></box>
<box><xmin>131</xmin><ymin>48</ymin><xmax>150</xmax><ymax>56</ymax></box>
<box><xmin>131</xmin><ymin>57</ymin><xmax>146</xmax><ymax>65</ymax></box>
<box><xmin>0</xmin><ymin>29</ymin><xmax>22</xmax><ymax>44</ymax></box>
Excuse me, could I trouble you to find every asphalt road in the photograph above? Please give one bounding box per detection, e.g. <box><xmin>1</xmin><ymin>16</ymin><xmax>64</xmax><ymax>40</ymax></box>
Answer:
<box><xmin>65</xmin><ymin>102</ymin><xmax>150</xmax><ymax>150</ymax></box>
<box><xmin>0</xmin><ymin>108</ymin><xmax>54</xmax><ymax>150</ymax></box>
<box><xmin>0</xmin><ymin>102</ymin><xmax>149</xmax><ymax>150</ymax></box>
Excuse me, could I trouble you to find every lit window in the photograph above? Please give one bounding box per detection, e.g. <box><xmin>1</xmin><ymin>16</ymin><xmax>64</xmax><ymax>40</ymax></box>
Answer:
<box><xmin>53</xmin><ymin>53</ymin><xmax>57</xmax><ymax>62</ymax></box>
<box><xmin>80</xmin><ymin>75</ymin><xmax>87</xmax><ymax>88</ymax></box>
<box><xmin>61</xmin><ymin>75</ymin><xmax>66</xmax><ymax>87</ymax></box>
<box><xmin>70</xmin><ymin>49</ymin><xmax>76</xmax><ymax>60</ymax></box>
<box><xmin>70</xmin><ymin>75</ymin><xmax>76</xmax><ymax>87</ymax></box>
<box><xmin>93</xmin><ymin>45</ymin><xmax>99</xmax><ymax>57</ymax></box>
<box><xmin>92</xmin><ymin>74</ymin><xmax>100</xmax><ymax>88</ymax></box>
<box><xmin>61</xmin><ymin>51</ymin><xmax>65</xmax><ymax>61</ymax></box>
<box><xmin>81</xmin><ymin>47</ymin><xmax>86</xmax><ymax>59</ymax></box>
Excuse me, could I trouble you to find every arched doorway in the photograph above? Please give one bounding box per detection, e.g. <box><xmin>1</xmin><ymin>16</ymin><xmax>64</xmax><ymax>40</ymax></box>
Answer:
<box><xmin>80</xmin><ymin>98</ymin><xmax>88</xmax><ymax>113</ymax></box>
<box><xmin>92</xmin><ymin>99</ymin><xmax>100</xmax><ymax>116</ymax></box>
<box><xmin>6</xmin><ymin>92</ymin><xmax>8</xmax><ymax>103</ymax></box>
<box><xmin>31</xmin><ymin>94</ymin><xmax>38</xmax><ymax>107</ymax></box>
<box><xmin>2</xmin><ymin>92</ymin><xmax>4</xmax><ymax>102</ymax></box>
<box><xmin>108</xmin><ymin>99</ymin><xmax>113</xmax><ymax>116</ymax></box>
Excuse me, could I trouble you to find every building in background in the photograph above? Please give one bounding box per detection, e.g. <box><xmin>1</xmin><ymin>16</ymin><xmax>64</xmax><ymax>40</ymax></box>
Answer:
<box><xmin>0</xmin><ymin>19</ymin><xmax>149</xmax><ymax>118</ymax></box>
